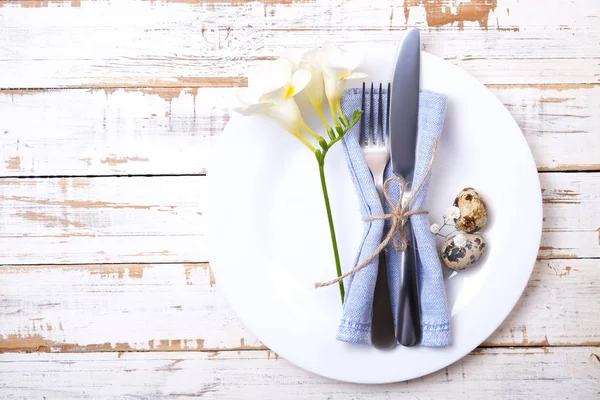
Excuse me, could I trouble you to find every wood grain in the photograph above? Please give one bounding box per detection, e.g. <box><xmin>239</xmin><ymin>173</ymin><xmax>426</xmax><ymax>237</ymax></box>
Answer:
<box><xmin>0</xmin><ymin>176</ymin><xmax>205</xmax><ymax>264</ymax></box>
<box><xmin>0</xmin><ymin>88</ymin><xmax>223</xmax><ymax>176</ymax></box>
<box><xmin>0</xmin><ymin>0</ymin><xmax>599</xmax><ymax>88</ymax></box>
<box><xmin>0</xmin><ymin>348</ymin><xmax>599</xmax><ymax>399</ymax></box>
<box><xmin>0</xmin><ymin>173</ymin><xmax>598</xmax><ymax>264</ymax></box>
<box><xmin>0</xmin><ymin>259</ymin><xmax>597</xmax><ymax>353</ymax></box>
<box><xmin>1</xmin><ymin>86</ymin><xmax>598</xmax><ymax>177</ymax></box>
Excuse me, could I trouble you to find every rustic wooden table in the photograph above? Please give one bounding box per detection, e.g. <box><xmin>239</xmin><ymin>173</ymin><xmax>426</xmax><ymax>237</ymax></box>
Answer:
<box><xmin>0</xmin><ymin>0</ymin><xmax>599</xmax><ymax>398</ymax></box>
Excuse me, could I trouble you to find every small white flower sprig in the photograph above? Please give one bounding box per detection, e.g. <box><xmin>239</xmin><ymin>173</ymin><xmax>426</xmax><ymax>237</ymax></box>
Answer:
<box><xmin>233</xmin><ymin>42</ymin><xmax>368</xmax><ymax>304</ymax></box>
<box><xmin>430</xmin><ymin>206</ymin><xmax>462</xmax><ymax>241</ymax></box>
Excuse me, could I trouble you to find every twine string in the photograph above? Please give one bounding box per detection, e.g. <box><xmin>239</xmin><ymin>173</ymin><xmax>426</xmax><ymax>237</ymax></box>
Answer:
<box><xmin>314</xmin><ymin>138</ymin><xmax>439</xmax><ymax>289</ymax></box>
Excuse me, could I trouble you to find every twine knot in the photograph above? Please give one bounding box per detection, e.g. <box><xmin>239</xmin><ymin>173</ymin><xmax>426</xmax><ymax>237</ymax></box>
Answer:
<box><xmin>365</xmin><ymin>175</ymin><xmax>428</xmax><ymax>254</ymax></box>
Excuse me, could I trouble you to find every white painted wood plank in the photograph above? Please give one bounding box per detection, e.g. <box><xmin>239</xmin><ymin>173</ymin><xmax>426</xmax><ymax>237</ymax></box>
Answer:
<box><xmin>539</xmin><ymin>172</ymin><xmax>600</xmax><ymax>259</ymax></box>
<box><xmin>0</xmin><ymin>173</ymin><xmax>598</xmax><ymax>264</ymax></box>
<box><xmin>0</xmin><ymin>88</ymin><xmax>226</xmax><ymax>176</ymax></box>
<box><xmin>0</xmin><ymin>263</ymin><xmax>263</xmax><ymax>352</ymax></box>
<box><xmin>0</xmin><ymin>176</ymin><xmax>206</xmax><ymax>264</ymax></box>
<box><xmin>0</xmin><ymin>0</ymin><xmax>599</xmax><ymax>88</ymax></box>
<box><xmin>0</xmin><ymin>348</ymin><xmax>598</xmax><ymax>399</ymax></box>
<box><xmin>0</xmin><ymin>259</ymin><xmax>597</xmax><ymax>353</ymax></box>
<box><xmin>1</xmin><ymin>86</ymin><xmax>598</xmax><ymax>177</ymax></box>
<box><xmin>491</xmin><ymin>84</ymin><xmax>600</xmax><ymax>172</ymax></box>
<box><xmin>484</xmin><ymin>259</ymin><xmax>600</xmax><ymax>347</ymax></box>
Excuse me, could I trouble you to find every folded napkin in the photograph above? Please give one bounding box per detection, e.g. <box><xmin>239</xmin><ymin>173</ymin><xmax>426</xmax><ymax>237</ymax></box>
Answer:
<box><xmin>336</xmin><ymin>86</ymin><xmax>451</xmax><ymax>347</ymax></box>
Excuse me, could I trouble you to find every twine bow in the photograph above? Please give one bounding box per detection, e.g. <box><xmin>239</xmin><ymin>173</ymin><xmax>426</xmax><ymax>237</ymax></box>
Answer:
<box><xmin>314</xmin><ymin>138</ymin><xmax>438</xmax><ymax>289</ymax></box>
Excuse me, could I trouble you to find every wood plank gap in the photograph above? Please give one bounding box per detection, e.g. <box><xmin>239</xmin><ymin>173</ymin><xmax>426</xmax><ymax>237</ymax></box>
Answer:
<box><xmin>0</xmin><ymin>262</ymin><xmax>208</xmax><ymax>268</ymax></box>
<box><xmin>0</xmin><ymin>173</ymin><xmax>206</xmax><ymax>179</ymax></box>
<box><xmin>2</xmin><ymin>343</ymin><xmax>597</xmax><ymax>355</ymax></box>
<box><xmin>538</xmin><ymin>168</ymin><xmax>600</xmax><ymax>173</ymax></box>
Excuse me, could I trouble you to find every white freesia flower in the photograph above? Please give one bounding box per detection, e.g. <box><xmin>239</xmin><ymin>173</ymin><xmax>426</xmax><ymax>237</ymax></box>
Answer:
<box><xmin>235</xmin><ymin>90</ymin><xmax>314</xmax><ymax>150</ymax></box>
<box><xmin>447</xmin><ymin>206</ymin><xmax>461</xmax><ymax>220</ymax></box>
<box><xmin>317</xmin><ymin>42</ymin><xmax>367</xmax><ymax>121</ymax></box>
<box><xmin>430</xmin><ymin>223</ymin><xmax>441</xmax><ymax>234</ymax></box>
<box><xmin>453</xmin><ymin>234</ymin><xmax>467</xmax><ymax>248</ymax></box>
<box><xmin>233</xmin><ymin>58</ymin><xmax>316</xmax><ymax>150</ymax></box>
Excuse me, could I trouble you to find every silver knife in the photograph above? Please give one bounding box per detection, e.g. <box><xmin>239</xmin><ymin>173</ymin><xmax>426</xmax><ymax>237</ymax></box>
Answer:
<box><xmin>388</xmin><ymin>28</ymin><xmax>422</xmax><ymax>347</ymax></box>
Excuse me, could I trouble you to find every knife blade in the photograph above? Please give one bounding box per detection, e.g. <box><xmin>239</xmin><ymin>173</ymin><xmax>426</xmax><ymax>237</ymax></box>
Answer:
<box><xmin>388</xmin><ymin>28</ymin><xmax>422</xmax><ymax>347</ymax></box>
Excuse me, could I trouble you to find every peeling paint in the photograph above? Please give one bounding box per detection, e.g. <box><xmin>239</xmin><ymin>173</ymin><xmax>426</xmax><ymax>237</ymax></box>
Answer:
<box><xmin>88</xmin><ymin>265</ymin><xmax>147</xmax><ymax>280</ymax></box>
<box><xmin>17</xmin><ymin>211</ymin><xmax>85</xmax><ymax>228</ymax></box>
<box><xmin>59</xmin><ymin>178</ymin><xmax>69</xmax><ymax>194</ymax></box>
<box><xmin>560</xmin><ymin>266</ymin><xmax>573</xmax><ymax>277</ymax></box>
<box><xmin>502</xmin><ymin>326</ymin><xmax>550</xmax><ymax>347</ymax></box>
<box><xmin>5</xmin><ymin>156</ymin><xmax>21</xmax><ymax>171</ymax></box>
<box><xmin>486</xmin><ymin>83</ymin><xmax>599</xmax><ymax>91</ymax></box>
<box><xmin>80</xmin><ymin>76</ymin><xmax>247</xmax><ymax>91</ymax></box>
<box><xmin>127</xmin><ymin>250</ymin><xmax>170</xmax><ymax>257</ymax></box>
<box><xmin>0</xmin><ymin>334</ymin><xmax>135</xmax><ymax>353</ymax></box>
<box><xmin>184</xmin><ymin>263</ymin><xmax>215</xmax><ymax>286</ymax></box>
<box><xmin>100</xmin><ymin>155</ymin><xmax>150</xmax><ymax>166</ymax></box>
<box><xmin>145</xmin><ymin>0</ymin><xmax>313</xmax><ymax>4</ymax></box>
<box><xmin>540</xmin><ymin>97</ymin><xmax>575</xmax><ymax>104</ymax></box>
<box><xmin>93</xmin><ymin>87</ymin><xmax>199</xmax><ymax>103</ymax></box>
<box><xmin>2</xmin><ymin>194</ymin><xmax>158</xmax><ymax>210</ymax></box>
<box><xmin>0</xmin><ymin>0</ymin><xmax>81</xmax><ymax>8</ymax></box>
<box><xmin>404</xmin><ymin>0</ymin><xmax>503</xmax><ymax>30</ymax></box>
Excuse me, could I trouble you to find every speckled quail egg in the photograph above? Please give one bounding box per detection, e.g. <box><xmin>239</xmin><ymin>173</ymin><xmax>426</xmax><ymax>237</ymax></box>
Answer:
<box><xmin>441</xmin><ymin>233</ymin><xmax>486</xmax><ymax>270</ymax></box>
<box><xmin>453</xmin><ymin>187</ymin><xmax>488</xmax><ymax>233</ymax></box>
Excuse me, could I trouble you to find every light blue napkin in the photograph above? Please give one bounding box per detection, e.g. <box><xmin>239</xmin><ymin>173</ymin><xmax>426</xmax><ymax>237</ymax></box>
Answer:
<box><xmin>337</xmin><ymin>86</ymin><xmax>451</xmax><ymax>347</ymax></box>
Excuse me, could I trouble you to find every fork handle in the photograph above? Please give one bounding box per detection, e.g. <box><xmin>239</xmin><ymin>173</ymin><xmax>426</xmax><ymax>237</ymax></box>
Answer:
<box><xmin>396</xmin><ymin>219</ymin><xmax>422</xmax><ymax>347</ymax></box>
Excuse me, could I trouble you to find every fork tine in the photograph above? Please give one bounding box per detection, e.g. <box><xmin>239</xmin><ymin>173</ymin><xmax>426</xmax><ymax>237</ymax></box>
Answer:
<box><xmin>369</xmin><ymin>82</ymin><xmax>374</xmax><ymax>146</ymax></box>
<box><xmin>360</xmin><ymin>82</ymin><xmax>366</xmax><ymax>145</ymax></box>
<box><xmin>387</xmin><ymin>82</ymin><xmax>391</xmax><ymax>137</ymax></box>
<box><xmin>378</xmin><ymin>82</ymin><xmax>384</xmax><ymax>146</ymax></box>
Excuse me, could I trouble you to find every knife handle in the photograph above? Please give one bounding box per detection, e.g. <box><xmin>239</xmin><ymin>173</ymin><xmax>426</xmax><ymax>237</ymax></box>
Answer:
<box><xmin>396</xmin><ymin>219</ymin><xmax>422</xmax><ymax>347</ymax></box>
<box><xmin>371</xmin><ymin>250</ymin><xmax>396</xmax><ymax>350</ymax></box>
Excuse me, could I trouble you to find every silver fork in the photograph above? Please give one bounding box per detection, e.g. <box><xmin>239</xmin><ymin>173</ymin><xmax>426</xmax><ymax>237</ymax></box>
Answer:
<box><xmin>360</xmin><ymin>82</ymin><xmax>396</xmax><ymax>349</ymax></box>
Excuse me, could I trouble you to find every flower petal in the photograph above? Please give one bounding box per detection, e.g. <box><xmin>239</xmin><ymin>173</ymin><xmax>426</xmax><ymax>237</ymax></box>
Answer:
<box><xmin>300</xmin><ymin>49</ymin><xmax>321</xmax><ymax>68</ymax></box>
<box><xmin>446</xmin><ymin>206</ymin><xmax>461</xmax><ymax>219</ymax></box>
<box><xmin>453</xmin><ymin>234</ymin><xmax>467</xmax><ymax>248</ymax></box>
<box><xmin>263</xmin><ymin>97</ymin><xmax>303</xmax><ymax>132</ymax></box>
<box><xmin>344</xmin><ymin>50</ymin><xmax>365</xmax><ymax>71</ymax></box>
<box><xmin>318</xmin><ymin>42</ymin><xmax>348</xmax><ymax>76</ymax></box>
<box><xmin>236</xmin><ymin>87</ymin><xmax>259</xmax><ymax>105</ymax></box>
<box><xmin>249</xmin><ymin>58</ymin><xmax>292</xmax><ymax>100</ymax></box>
<box><xmin>232</xmin><ymin>101</ymin><xmax>274</xmax><ymax>116</ymax></box>
<box><xmin>322</xmin><ymin>41</ymin><xmax>344</xmax><ymax>63</ymax></box>
<box><xmin>323</xmin><ymin>76</ymin><xmax>345</xmax><ymax>106</ymax></box>
<box><xmin>290</xmin><ymin>69</ymin><xmax>312</xmax><ymax>95</ymax></box>
<box><xmin>343</xmin><ymin>72</ymin><xmax>368</xmax><ymax>80</ymax></box>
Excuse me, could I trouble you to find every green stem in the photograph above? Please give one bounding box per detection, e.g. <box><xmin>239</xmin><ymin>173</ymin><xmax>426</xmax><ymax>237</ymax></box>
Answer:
<box><xmin>317</xmin><ymin>155</ymin><xmax>345</xmax><ymax>303</ymax></box>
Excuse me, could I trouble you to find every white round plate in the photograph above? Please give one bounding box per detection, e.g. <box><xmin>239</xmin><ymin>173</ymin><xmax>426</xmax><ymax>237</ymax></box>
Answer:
<box><xmin>206</xmin><ymin>43</ymin><xmax>542</xmax><ymax>384</ymax></box>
